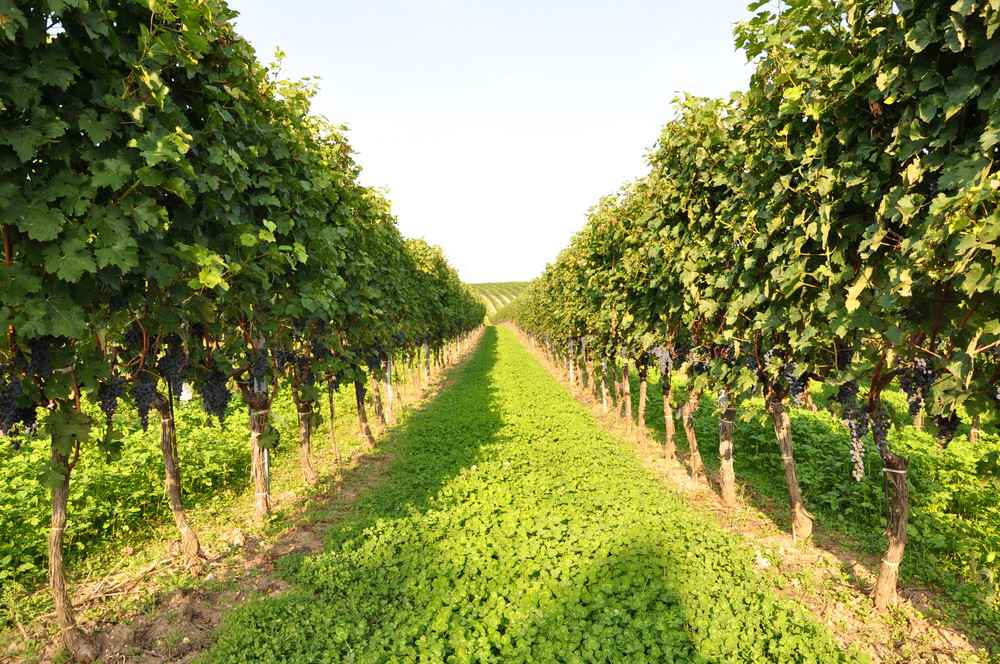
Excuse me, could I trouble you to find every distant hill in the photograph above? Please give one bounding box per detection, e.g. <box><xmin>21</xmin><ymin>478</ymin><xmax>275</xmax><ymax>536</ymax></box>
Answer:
<box><xmin>468</xmin><ymin>282</ymin><xmax>530</xmax><ymax>316</ymax></box>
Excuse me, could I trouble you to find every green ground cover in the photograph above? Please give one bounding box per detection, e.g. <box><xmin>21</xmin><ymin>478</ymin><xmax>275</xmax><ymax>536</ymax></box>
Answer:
<box><xmin>202</xmin><ymin>327</ymin><xmax>860</xmax><ymax>663</ymax></box>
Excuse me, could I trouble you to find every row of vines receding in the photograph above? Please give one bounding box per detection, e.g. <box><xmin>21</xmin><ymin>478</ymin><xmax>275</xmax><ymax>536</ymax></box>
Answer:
<box><xmin>0</xmin><ymin>1</ymin><xmax>485</xmax><ymax>661</ymax></box>
<box><xmin>503</xmin><ymin>0</ymin><xmax>1000</xmax><ymax>636</ymax></box>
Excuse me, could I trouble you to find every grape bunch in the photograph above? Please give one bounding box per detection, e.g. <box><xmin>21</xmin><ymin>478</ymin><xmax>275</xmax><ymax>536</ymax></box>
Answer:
<box><xmin>272</xmin><ymin>348</ymin><xmax>295</xmax><ymax>373</ymax></box>
<box><xmin>311</xmin><ymin>340</ymin><xmax>331</xmax><ymax>361</ymax></box>
<box><xmin>898</xmin><ymin>358</ymin><xmax>935</xmax><ymax>417</ymax></box>
<box><xmin>130</xmin><ymin>379</ymin><xmax>157</xmax><ymax>430</ymax></box>
<box><xmin>364</xmin><ymin>352</ymin><xmax>382</xmax><ymax>374</ymax></box>
<box><xmin>199</xmin><ymin>369</ymin><xmax>232</xmax><ymax>426</ymax></box>
<box><xmin>832</xmin><ymin>380</ymin><xmax>870</xmax><ymax>479</ymax></box>
<box><xmin>107</xmin><ymin>292</ymin><xmax>129</xmax><ymax>313</ymax></box>
<box><xmin>900</xmin><ymin>303</ymin><xmax>926</xmax><ymax>323</ymax></box>
<box><xmin>157</xmin><ymin>334</ymin><xmax>188</xmax><ymax>395</ymax></box>
<box><xmin>16</xmin><ymin>336</ymin><xmax>54</xmax><ymax>379</ymax></box>
<box><xmin>251</xmin><ymin>348</ymin><xmax>269</xmax><ymax>396</ymax></box>
<box><xmin>687</xmin><ymin>348</ymin><xmax>710</xmax><ymax>375</ymax></box>
<box><xmin>870</xmin><ymin>400</ymin><xmax>890</xmax><ymax>453</ymax></box>
<box><xmin>933</xmin><ymin>412</ymin><xmax>960</xmax><ymax>446</ymax></box>
<box><xmin>295</xmin><ymin>354</ymin><xmax>315</xmax><ymax>387</ymax></box>
<box><xmin>649</xmin><ymin>346</ymin><xmax>674</xmax><ymax>374</ymax></box>
<box><xmin>97</xmin><ymin>378</ymin><xmax>125</xmax><ymax>426</ymax></box>
<box><xmin>328</xmin><ymin>373</ymin><xmax>341</xmax><ymax>392</ymax></box>
<box><xmin>835</xmin><ymin>345</ymin><xmax>854</xmax><ymax>371</ymax></box>
<box><xmin>783</xmin><ymin>364</ymin><xmax>809</xmax><ymax>406</ymax></box>
<box><xmin>122</xmin><ymin>320</ymin><xmax>144</xmax><ymax>351</ymax></box>
<box><xmin>1</xmin><ymin>366</ymin><xmax>24</xmax><ymax>436</ymax></box>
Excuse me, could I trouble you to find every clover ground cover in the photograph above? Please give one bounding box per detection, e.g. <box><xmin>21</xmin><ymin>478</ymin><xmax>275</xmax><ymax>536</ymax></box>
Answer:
<box><xmin>202</xmin><ymin>326</ymin><xmax>861</xmax><ymax>663</ymax></box>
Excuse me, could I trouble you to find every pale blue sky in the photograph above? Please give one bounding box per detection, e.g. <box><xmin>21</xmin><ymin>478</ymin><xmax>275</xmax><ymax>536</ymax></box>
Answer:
<box><xmin>228</xmin><ymin>0</ymin><xmax>758</xmax><ymax>283</ymax></box>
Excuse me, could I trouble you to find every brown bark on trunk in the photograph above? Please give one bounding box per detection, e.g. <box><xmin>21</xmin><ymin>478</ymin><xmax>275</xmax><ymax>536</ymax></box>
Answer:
<box><xmin>662</xmin><ymin>376</ymin><xmax>676</xmax><ymax>460</ymax></box>
<box><xmin>355</xmin><ymin>380</ymin><xmax>376</xmax><ymax>448</ymax></box>
<box><xmin>803</xmin><ymin>384</ymin><xmax>818</xmax><ymax>413</ymax></box>
<box><xmin>423</xmin><ymin>343</ymin><xmax>431</xmax><ymax>385</ymax></box>
<box><xmin>297</xmin><ymin>407</ymin><xmax>319</xmax><ymax>484</ymax></box>
<box><xmin>970</xmin><ymin>413</ymin><xmax>981</xmax><ymax>444</ymax></box>
<box><xmin>913</xmin><ymin>410</ymin><xmax>924</xmax><ymax>430</ymax></box>
<box><xmin>621</xmin><ymin>360</ymin><xmax>632</xmax><ymax>431</ymax></box>
<box><xmin>247</xmin><ymin>394</ymin><xmax>272</xmax><ymax>522</ymax></box>
<box><xmin>637</xmin><ymin>366</ymin><xmax>648</xmax><ymax>445</ymax></box>
<box><xmin>50</xmin><ymin>444</ymin><xmax>101</xmax><ymax>663</ymax></box>
<box><xmin>369</xmin><ymin>374</ymin><xmax>387</xmax><ymax>433</ymax></box>
<box><xmin>766</xmin><ymin>395</ymin><xmax>814</xmax><ymax>541</ymax></box>
<box><xmin>152</xmin><ymin>393</ymin><xmax>203</xmax><ymax>570</ymax></box>
<box><xmin>718</xmin><ymin>398</ymin><xmax>738</xmax><ymax>507</ymax></box>
<box><xmin>872</xmin><ymin>452</ymin><xmax>910</xmax><ymax>609</ymax></box>
<box><xmin>682</xmin><ymin>389</ymin><xmax>703</xmax><ymax>476</ymax></box>
<box><xmin>384</xmin><ymin>356</ymin><xmax>397</xmax><ymax>425</ymax></box>
<box><xmin>327</xmin><ymin>386</ymin><xmax>342</xmax><ymax>466</ymax></box>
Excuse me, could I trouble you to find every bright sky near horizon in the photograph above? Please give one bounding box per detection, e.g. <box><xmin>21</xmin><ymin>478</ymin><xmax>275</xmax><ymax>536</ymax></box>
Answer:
<box><xmin>228</xmin><ymin>1</ymin><xmax>758</xmax><ymax>284</ymax></box>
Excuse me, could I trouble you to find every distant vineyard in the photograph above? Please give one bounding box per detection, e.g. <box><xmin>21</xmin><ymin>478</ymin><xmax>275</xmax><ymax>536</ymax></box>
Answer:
<box><xmin>469</xmin><ymin>282</ymin><xmax>530</xmax><ymax>315</ymax></box>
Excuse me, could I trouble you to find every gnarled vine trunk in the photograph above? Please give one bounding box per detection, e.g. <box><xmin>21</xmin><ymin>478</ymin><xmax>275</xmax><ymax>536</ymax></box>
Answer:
<box><xmin>621</xmin><ymin>358</ymin><xmax>632</xmax><ymax>431</ymax></box>
<box><xmin>355</xmin><ymin>380</ymin><xmax>376</xmax><ymax>448</ymax></box>
<box><xmin>369</xmin><ymin>373</ymin><xmax>387</xmax><ymax>433</ymax></box>
<box><xmin>872</xmin><ymin>452</ymin><xmax>910</xmax><ymax>609</ymax></box>
<box><xmin>50</xmin><ymin>443</ymin><xmax>102</xmax><ymax>663</ymax></box>
<box><xmin>718</xmin><ymin>393</ymin><xmax>737</xmax><ymax>507</ymax></box>
<box><xmin>765</xmin><ymin>394</ymin><xmax>813</xmax><ymax>541</ymax></box>
<box><xmin>637</xmin><ymin>363</ymin><xmax>648</xmax><ymax>445</ymax></box>
<box><xmin>661</xmin><ymin>372</ymin><xmax>676</xmax><ymax>460</ymax></box>
<box><xmin>247</xmin><ymin>393</ymin><xmax>272</xmax><ymax>521</ymax></box>
<box><xmin>682</xmin><ymin>388</ymin><xmax>703</xmax><ymax>476</ymax></box>
<box><xmin>327</xmin><ymin>385</ymin><xmax>341</xmax><ymax>466</ymax></box>
<box><xmin>151</xmin><ymin>392</ymin><xmax>203</xmax><ymax>570</ymax></box>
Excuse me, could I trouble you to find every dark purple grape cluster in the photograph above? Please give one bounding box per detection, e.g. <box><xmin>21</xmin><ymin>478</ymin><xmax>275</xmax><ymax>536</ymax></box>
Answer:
<box><xmin>328</xmin><ymin>374</ymin><xmax>341</xmax><ymax>392</ymax></box>
<box><xmin>783</xmin><ymin>364</ymin><xmax>808</xmax><ymax>406</ymax></box>
<box><xmin>130</xmin><ymin>379</ymin><xmax>157</xmax><ymax>430</ymax></box>
<box><xmin>199</xmin><ymin>370</ymin><xmax>231</xmax><ymax>425</ymax></box>
<box><xmin>649</xmin><ymin>345</ymin><xmax>674</xmax><ymax>374</ymax></box>
<box><xmin>273</xmin><ymin>348</ymin><xmax>295</xmax><ymax>373</ymax></box>
<box><xmin>898</xmin><ymin>358</ymin><xmax>935</xmax><ymax>417</ymax></box>
<box><xmin>157</xmin><ymin>334</ymin><xmax>187</xmax><ymax>395</ymax></box>
<box><xmin>16</xmin><ymin>336</ymin><xmax>54</xmax><ymax>379</ymax></box>
<box><xmin>311</xmin><ymin>340</ymin><xmax>331</xmax><ymax>361</ymax></box>
<box><xmin>833</xmin><ymin>379</ymin><xmax>870</xmax><ymax>444</ymax></box>
<box><xmin>107</xmin><ymin>292</ymin><xmax>129</xmax><ymax>312</ymax></box>
<box><xmin>122</xmin><ymin>321</ymin><xmax>144</xmax><ymax>351</ymax></box>
<box><xmin>687</xmin><ymin>348</ymin><xmax>710</xmax><ymax>375</ymax></box>
<box><xmin>933</xmin><ymin>412</ymin><xmax>960</xmax><ymax>446</ymax></box>
<box><xmin>251</xmin><ymin>348</ymin><xmax>269</xmax><ymax>396</ymax></box>
<box><xmin>835</xmin><ymin>345</ymin><xmax>854</xmax><ymax>371</ymax></box>
<box><xmin>1</xmin><ymin>366</ymin><xmax>24</xmax><ymax>436</ymax></box>
<box><xmin>364</xmin><ymin>352</ymin><xmax>381</xmax><ymax>374</ymax></box>
<box><xmin>900</xmin><ymin>303</ymin><xmax>926</xmax><ymax>323</ymax></box>
<box><xmin>97</xmin><ymin>378</ymin><xmax>125</xmax><ymax>425</ymax></box>
<box><xmin>871</xmin><ymin>400</ymin><xmax>890</xmax><ymax>453</ymax></box>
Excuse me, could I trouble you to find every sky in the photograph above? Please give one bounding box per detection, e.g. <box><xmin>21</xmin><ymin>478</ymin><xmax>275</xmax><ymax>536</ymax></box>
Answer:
<box><xmin>227</xmin><ymin>0</ymin><xmax>759</xmax><ymax>284</ymax></box>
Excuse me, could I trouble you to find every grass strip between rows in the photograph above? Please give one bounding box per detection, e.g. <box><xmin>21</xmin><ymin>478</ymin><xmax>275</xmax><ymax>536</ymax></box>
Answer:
<box><xmin>201</xmin><ymin>326</ymin><xmax>861</xmax><ymax>664</ymax></box>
